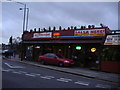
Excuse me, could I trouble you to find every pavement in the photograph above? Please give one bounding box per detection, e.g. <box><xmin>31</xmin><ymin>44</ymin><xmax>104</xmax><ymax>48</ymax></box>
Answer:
<box><xmin>2</xmin><ymin>55</ymin><xmax>120</xmax><ymax>86</ymax></box>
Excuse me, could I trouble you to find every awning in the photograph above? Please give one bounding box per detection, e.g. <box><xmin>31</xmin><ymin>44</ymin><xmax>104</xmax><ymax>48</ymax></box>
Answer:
<box><xmin>22</xmin><ymin>40</ymin><xmax>103</xmax><ymax>44</ymax></box>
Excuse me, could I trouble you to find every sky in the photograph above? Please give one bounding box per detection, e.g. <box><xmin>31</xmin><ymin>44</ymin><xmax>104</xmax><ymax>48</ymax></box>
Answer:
<box><xmin>1</xmin><ymin>0</ymin><xmax>119</xmax><ymax>44</ymax></box>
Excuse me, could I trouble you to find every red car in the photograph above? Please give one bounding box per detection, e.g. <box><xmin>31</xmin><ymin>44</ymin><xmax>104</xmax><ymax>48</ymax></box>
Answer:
<box><xmin>38</xmin><ymin>53</ymin><xmax>75</xmax><ymax>67</ymax></box>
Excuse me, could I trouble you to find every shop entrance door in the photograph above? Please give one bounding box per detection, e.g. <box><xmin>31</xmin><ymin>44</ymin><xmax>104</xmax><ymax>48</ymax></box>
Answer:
<box><xmin>84</xmin><ymin>47</ymin><xmax>98</xmax><ymax>68</ymax></box>
<box><xmin>53</xmin><ymin>44</ymin><xmax>65</xmax><ymax>57</ymax></box>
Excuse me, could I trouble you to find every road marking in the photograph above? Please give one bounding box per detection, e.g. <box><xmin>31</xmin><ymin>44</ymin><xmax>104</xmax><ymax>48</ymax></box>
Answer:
<box><xmin>2</xmin><ymin>69</ymin><xmax>11</xmax><ymax>72</ymax></box>
<box><xmin>30</xmin><ymin>73</ymin><xmax>41</xmax><ymax>76</ymax></box>
<box><xmin>25</xmin><ymin>74</ymin><xmax>36</xmax><ymax>77</ymax></box>
<box><xmin>2</xmin><ymin>69</ymin><xmax>14</xmax><ymax>72</ymax></box>
<box><xmin>40</xmin><ymin>76</ymin><xmax>55</xmax><ymax>79</ymax></box>
<box><xmin>51</xmin><ymin>68</ymin><xmax>118</xmax><ymax>86</ymax></box>
<box><xmin>4</xmin><ymin>63</ymin><xmax>14</xmax><ymax>68</ymax></box>
<box><xmin>75</xmin><ymin>81</ymin><xmax>89</xmax><ymax>86</ymax></box>
<box><xmin>95</xmin><ymin>84</ymin><xmax>111</xmax><ymax>88</ymax></box>
<box><xmin>44</xmin><ymin>76</ymin><xmax>55</xmax><ymax>78</ymax></box>
<box><xmin>4</xmin><ymin>63</ymin><xmax>24</xmax><ymax>69</ymax></box>
<box><xmin>56</xmin><ymin>78</ymin><xmax>72</xmax><ymax>82</ymax></box>
<box><xmin>13</xmin><ymin>66</ymin><xmax>24</xmax><ymax>68</ymax></box>
<box><xmin>18</xmin><ymin>71</ymin><xmax>27</xmax><ymax>74</ymax></box>
<box><xmin>56</xmin><ymin>79</ymin><xmax>69</xmax><ymax>82</ymax></box>
<box><xmin>12</xmin><ymin>71</ymin><xmax>22</xmax><ymax>74</ymax></box>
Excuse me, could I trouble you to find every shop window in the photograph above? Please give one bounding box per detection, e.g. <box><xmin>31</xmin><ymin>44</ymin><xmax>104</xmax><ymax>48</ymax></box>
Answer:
<box><xmin>26</xmin><ymin>46</ymin><xmax>33</xmax><ymax>57</ymax></box>
<box><xmin>101</xmin><ymin>47</ymin><xmax>120</xmax><ymax>61</ymax></box>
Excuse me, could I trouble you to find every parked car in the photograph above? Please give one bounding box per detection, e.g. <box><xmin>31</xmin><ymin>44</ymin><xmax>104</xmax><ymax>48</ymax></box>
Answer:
<box><xmin>38</xmin><ymin>53</ymin><xmax>75</xmax><ymax>67</ymax></box>
<box><xmin>2</xmin><ymin>49</ymin><xmax>9</xmax><ymax>55</ymax></box>
<box><xmin>2</xmin><ymin>49</ymin><xmax>13</xmax><ymax>58</ymax></box>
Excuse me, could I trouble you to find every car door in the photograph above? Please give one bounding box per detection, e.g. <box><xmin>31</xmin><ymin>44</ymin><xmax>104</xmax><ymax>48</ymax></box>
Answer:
<box><xmin>46</xmin><ymin>54</ymin><xmax>56</xmax><ymax>64</ymax></box>
<box><xmin>44</xmin><ymin>54</ymin><xmax>55</xmax><ymax>64</ymax></box>
<box><xmin>44</xmin><ymin>54</ymin><xmax>51</xmax><ymax>64</ymax></box>
<box><xmin>49</xmin><ymin>54</ymin><xmax>59</xmax><ymax>65</ymax></box>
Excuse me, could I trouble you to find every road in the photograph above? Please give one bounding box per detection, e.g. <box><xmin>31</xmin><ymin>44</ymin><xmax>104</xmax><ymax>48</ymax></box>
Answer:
<box><xmin>2</xmin><ymin>59</ymin><xmax>119</xmax><ymax>88</ymax></box>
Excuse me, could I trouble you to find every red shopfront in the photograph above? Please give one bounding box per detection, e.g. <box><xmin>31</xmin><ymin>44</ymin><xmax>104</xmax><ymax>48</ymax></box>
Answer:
<box><xmin>22</xmin><ymin>26</ymin><xmax>111</xmax><ymax>69</ymax></box>
<box><xmin>101</xmin><ymin>34</ymin><xmax>120</xmax><ymax>73</ymax></box>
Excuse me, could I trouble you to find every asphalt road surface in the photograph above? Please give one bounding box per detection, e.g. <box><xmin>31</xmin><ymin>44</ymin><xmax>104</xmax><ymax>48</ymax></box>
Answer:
<box><xmin>2</xmin><ymin>59</ymin><xmax>119</xmax><ymax>88</ymax></box>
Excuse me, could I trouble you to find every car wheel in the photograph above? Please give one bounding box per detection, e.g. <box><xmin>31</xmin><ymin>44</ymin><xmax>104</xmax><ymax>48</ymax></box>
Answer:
<box><xmin>41</xmin><ymin>60</ymin><xmax>45</xmax><ymax>65</ymax></box>
<box><xmin>58</xmin><ymin>62</ymin><xmax>64</xmax><ymax>67</ymax></box>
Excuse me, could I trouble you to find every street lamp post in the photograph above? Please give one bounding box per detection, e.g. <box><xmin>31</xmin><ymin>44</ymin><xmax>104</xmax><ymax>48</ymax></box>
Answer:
<box><xmin>7</xmin><ymin>0</ymin><xmax>29</xmax><ymax>61</ymax></box>
<box><xmin>17</xmin><ymin>2</ymin><xmax>26</xmax><ymax>32</ymax></box>
<box><xmin>17</xmin><ymin>2</ymin><xmax>30</xmax><ymax>61</ymax></box>
<box><xmin>7</xmin><ymin>0</ymin><xmax>28</xmax><ymax>32</ymax></box>
<box><xmin>23</xmin><ymin>3</ymin><xmax>26</xmax><ymax>32</ymax></box>
<box><xmin>26</xmin><ymin>8</ymin><xmax>29</xmax><ymax>31</ymax></box>
<box><xmin>19</xmin><ymin>7</ymin><xmax>29</xmax><ymax>31</ymax></box>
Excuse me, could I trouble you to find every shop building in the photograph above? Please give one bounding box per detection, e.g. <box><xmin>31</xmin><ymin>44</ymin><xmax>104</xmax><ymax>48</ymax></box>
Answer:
<box><xmin>101</xmin><ymin>33</ymin><xmax>120</xmax><ymax>73</ymax></box>
<box><xmin>22</xmin><ymin>25</ymin><xmax>113</xmax><ymax>71</ymax></box>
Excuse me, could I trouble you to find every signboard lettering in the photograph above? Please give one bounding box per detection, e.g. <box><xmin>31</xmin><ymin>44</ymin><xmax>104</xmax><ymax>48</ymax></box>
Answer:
<box><xmin>104</xmin><ymin>35</ymin><xmax>120</xmax><ymax>45</ymax></box>
<box><xmin>74</xmin><ymin>29</ymin><xmax>105</xmax><ymax>36</ymax></box>
<box><xmin>33</xmin><ymin>32</ymin><xmax>52</xmax><ymax>38</ymax></box>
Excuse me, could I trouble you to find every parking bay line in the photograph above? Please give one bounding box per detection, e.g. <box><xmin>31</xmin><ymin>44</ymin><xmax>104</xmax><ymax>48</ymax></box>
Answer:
<box><xmin>4</xmin><ymin>63</ymin><xmax>24</xmax><ymax>69</ymax></box>
<box><xmin>56</xmin><ymin>78</ymin><xmax>72</xmax><ymax>83</ymax></box>
<box><xmin>12</xmin><ymin>71</ymin><xmax>22</xmax><ymax>74</ymax></box>
<box><xmin>18</xmin><ymin>71</ymin><xmax>27</xmax><ymax>74</ymax></box>
<box><xmin>25</xmin><ymin>73</ymin><xmax>36</xmax><ymax>77</ymax></box>
<box><xmin>4</xmin><ymin>63</ymin><xmax>14</xmax><ymax>68</ymax></box>
<box><xmin>30</xmin><ymin>73</ymin><xmax>41</xmax><ymax>76</ymax></box>
<box><xmin>2</xmin><ymin>69</ymin><xmax>14</xmax><ymax>72</ymax></box>
<box><xmin>2</xmin><ymin>69</ymin><xmax>12</xmax><ymax>72</ymax></box>
<box><xmin>95</xmin><ymin>84</ymin><xmax>111</xmax><ymax>88</ymax></box>
<box><xmin>40</xmin><ymin>76</ymin><xmax>55</xmax><ymax>79</ymax></box>
<box><xmin>74</xmin><ymin>81</ymin><xmax>89</xmax><ymax>86</ymax></box>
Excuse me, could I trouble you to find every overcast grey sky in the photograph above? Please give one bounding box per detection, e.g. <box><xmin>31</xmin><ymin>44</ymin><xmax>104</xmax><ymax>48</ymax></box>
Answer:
<box><xmin>1</xmin><ymin>1</ymin><xmax>119</xmax><ymax>44</ymax></box>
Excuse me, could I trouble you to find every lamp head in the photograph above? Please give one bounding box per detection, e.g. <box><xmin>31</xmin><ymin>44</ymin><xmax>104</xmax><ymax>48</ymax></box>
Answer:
<box><xmin>19</xmin><ymin>8</ymin><xmax>23</xmax><ymax>10</ymax></box>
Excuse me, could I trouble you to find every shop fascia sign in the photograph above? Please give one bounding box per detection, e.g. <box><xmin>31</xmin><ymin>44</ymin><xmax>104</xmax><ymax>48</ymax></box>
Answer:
<box><xmin>104</xmin><ymin>35</ymin><xmax>120</xmax><ymax>45</ymax></box>
<box><xmin>33</xmin><ymin>32</ymin><xmax>52</xmax><ymax>38</ymax></box>
<box><xmin>53</xmin><ymin>33</ymin><xmax>60</xmax><ymax>38</ymax></box>
<box><xmin>74</xmin><ymin>29</ymin><xmax>105</xmax><ymax>37</ymax></box>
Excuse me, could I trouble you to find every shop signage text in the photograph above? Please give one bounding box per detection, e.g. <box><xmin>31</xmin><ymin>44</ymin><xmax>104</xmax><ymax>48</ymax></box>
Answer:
<box><xmin>33</xmin><ymin>32</ymin><xmax>52</xmax><ymax>38</ymax></box>
<box><xmin>74</xmin><ymin>29</ymin><xmax>105</xmax><ymax>36</ymax></box>
<box><xmin>104</xmin><ymin>35</ymin><xmax>120</xmax><ymax>45</ymax></box>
